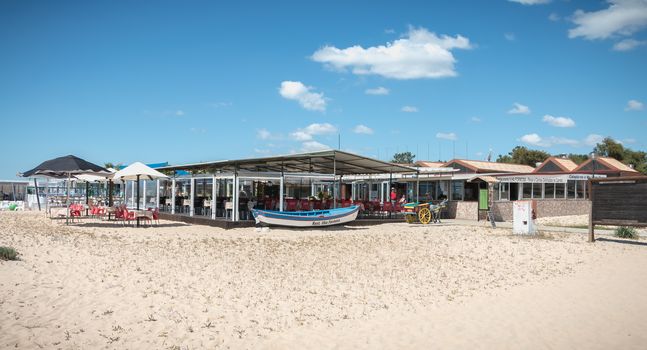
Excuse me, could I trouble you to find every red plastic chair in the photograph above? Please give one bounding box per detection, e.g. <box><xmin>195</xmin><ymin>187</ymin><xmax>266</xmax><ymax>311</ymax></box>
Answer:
<box><xmin>313</xmin><ymin>200</ymin><xmax>322</xmax><ymax>210</ymax></box>
<box><xmin>299</xmin><ymin>199</ymin><xmax>311</xmax><ymax>211</ymax></box>
<box><xmin>286</xmin><ymin>199</ymin><xmax>298</xmax><ymax>211</ymax></box>
<box><xmin>122</xmin><ymin>208</ymin><xmax>136</xmax><ymax>225</ymax></box>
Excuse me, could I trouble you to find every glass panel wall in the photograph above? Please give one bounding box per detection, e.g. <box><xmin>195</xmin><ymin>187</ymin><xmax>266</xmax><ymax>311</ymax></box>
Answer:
<box><xmin>451</xmin><ymin>180</ymin><xmax>464</xmax><ymax>201</ymax></box>
<box><xmin>544</xmin><ymin>183</ymin><xmax>555</xmax><ymax>199</ymax></box>
<box><xmin>576</xmin><ymin>180</ymin><xmax>586</xmax><ymax>199</ymax></box>
<box><xmin>556</xmin><ymin>183</ymin><xmax>565</xmax><ymax>198</ymax></box>
<box><xmin>567</xmin><ymin>181</ymin><xmax>576</xmax><ymax>199</ymax></box>
<box><xmin>522</xmin><ymin>183</ymin><xmax>532</xmax><ymax>199</ymax></box>
<box><xmin>437</xmin><ymin>181</ymin><xmax>449</xmax><ymax>200</ymax></box>
<box><xmin>532</xmin><ymin>183</ymin><xmax>542</xmax><ymax>199</ymax></box>
<box><xmin>499</xmin><ymin>182</ymin><xmax>510</xmax><ymax>201</ymax></box>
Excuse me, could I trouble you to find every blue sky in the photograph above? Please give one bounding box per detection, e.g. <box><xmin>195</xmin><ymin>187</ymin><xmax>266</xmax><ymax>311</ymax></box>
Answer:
<box><xmin>1</xmin><ymin>0</ymin><xmax>646</xmax><ymax>179</ymax></box>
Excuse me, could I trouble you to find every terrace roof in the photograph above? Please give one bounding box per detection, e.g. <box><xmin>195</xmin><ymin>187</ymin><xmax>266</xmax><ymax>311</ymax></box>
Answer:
<box><xmin>157</xmin><ymin>150</ymin><xmax>416</xmax><ymax>176</ymax></box>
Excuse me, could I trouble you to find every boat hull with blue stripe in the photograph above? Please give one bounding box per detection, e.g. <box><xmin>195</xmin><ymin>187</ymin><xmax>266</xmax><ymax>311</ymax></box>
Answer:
<box><xmin>251</xmin><ymin>205</ymin><xmax>360</xmax><ymax>227</ymax></box>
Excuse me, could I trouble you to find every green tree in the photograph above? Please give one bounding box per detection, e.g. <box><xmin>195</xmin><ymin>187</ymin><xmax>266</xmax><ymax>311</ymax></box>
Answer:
<box><xmin>391</xmin><ymin>152</ymin><xmax>415</xmax><ymax>164</ymax></box>
<box><xmin>566</xmin><ymin>153</ymin><xmax>589</xmax><ymax>165</ymax></box>
<box><xmin>593</xmin><ymin>137</ymin><xmax>625</xmax><ymax>160</ymax></box>
<box><xmin>496</xmin><ymin>146</ymin><xmax>550</xmax><ymax>167</ymax></box>
<box><xmin>592</xmin><ymin>137</ymin><xmax>647</xmax><ymax>174</ymax></box>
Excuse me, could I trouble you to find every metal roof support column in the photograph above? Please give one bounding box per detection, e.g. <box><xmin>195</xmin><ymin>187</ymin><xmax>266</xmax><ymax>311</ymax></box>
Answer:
<box><xmin>279</xmin><ymin>172</ymin><xmax>284</xmax><ymax>212</ymax></box>
<box><xmin>190</xmin><ymin>177</ymin><xmax>195</xmax><ymax>217</ymax></box>
<box><xmin>155</xmin><ymin>179</ymin><xmax>160</xmax><ymax>210</ymax></box>
<box><xmin>130</xmin><ymin>180</ymin><xmax>135</xmax><ymax>208</ymax></box>
<box><xmin>211</xmin><ymin>174</ymin><xmax>217</xmax><ymax>220</ymax></box>
<box><xmin>333</xmin><ymin>153</ymin><xmax>337</xmax><ymax>208</ymax></box>
<box><xmin>416</xmin><ymin>171</ymin><xmax>420</xmax><ymax>202</ymax></box>
<box><xmin>171</xmin><ymin>177</ymin><xmax>176</xmax><ymax>214</ymax></box>
<box><xmin>233</xmin><ymin>172</ymin><xmax>238</xmax><ymax>221</ymax></box>
<box><xmin>142</xmin><ymin>180</ymin><xmax>147</xmax><ymax>210</ymax></box>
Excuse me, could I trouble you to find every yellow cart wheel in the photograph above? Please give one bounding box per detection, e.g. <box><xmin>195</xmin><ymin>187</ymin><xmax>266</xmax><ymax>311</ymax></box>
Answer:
<box><xmin>419</xmin><ymin>208</ymin><xmax>432</xmax><ymax>224</ymax></box>
<box><xmin>405</xmin><ymin>214</ymin><xmax>416</xmax><ymax>224</ymax></box>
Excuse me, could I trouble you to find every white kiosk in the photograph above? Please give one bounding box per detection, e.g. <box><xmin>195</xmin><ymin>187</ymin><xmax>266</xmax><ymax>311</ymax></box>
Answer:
<box><xmin>513</xmin><ymin>200</ymin><xmax>537</xmax><ymax>235</ymax></box>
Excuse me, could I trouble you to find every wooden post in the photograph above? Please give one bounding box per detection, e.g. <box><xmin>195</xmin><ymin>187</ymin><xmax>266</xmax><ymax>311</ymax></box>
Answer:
<box><xmin>171</xmin><ymin>177</ymin><xmax>176</xmax><ymax>214</ymax></box>
<box><xmin>155</xmin><ymin>179</ymin><xmax>160</xmax><ymax>209</ymax></box>
<box><xmin>34</xmin><ymin>178</ymin><xmax>41</xmax><ymax>211</ymax></box>
<box><xmin>588</xmin><ymin>179</ymin><xmax>595</xmax><ymax>242</ymax></box>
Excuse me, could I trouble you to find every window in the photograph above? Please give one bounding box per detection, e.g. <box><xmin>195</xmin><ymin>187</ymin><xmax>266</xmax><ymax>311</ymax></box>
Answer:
<box><xmin>419</xmin><ymin>182</ymin><xmax>435</xmax><ymax>201</ymax></box>
<box><xmin>555</xmin><ymin>183</ymin><xmax>565</xmax><ymax>198</ymax></box>
<box><xmin>567</xmin><ymin>181</ymin><xmax>576</xmax><ymax>199</ymax></box>
<box><xmin>522</xmin><ymin>183</ymin><xmax>532</xmax><ymax>199</ymax></box>
<box><xmin>576</xmin><ymin>180</ymin><xmax>586</xmax><ymax>199</ymax></box>
<box><xmin>499</xmin><ymin>182</ymin><xmax>510</xmax><ymax>201</ymax></box>
<box><xmin>451</xmin><ymin>181</ymin><xmax>464</xmax><ymax>201</ymax></box>
<box><xmin>532</xmin><ymin>183</ymin><xmax>542</xmax><ymax>199</ymax></box>
<box><xmin>544</xmin><ymin>183</ymin><xmax>555</xmax><ymax>199</ymax></box>
<box><xmin>437</xmin><ymin>181</ymin><xmax>449</xmax><ymax>200</ymax></box>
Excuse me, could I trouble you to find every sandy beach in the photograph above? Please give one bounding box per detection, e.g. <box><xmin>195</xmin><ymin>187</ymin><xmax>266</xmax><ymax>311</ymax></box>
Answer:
<box><xmin>1</xmin><ymin>211</ymin><xmax>646</xmax><ymax>349</ymax></box>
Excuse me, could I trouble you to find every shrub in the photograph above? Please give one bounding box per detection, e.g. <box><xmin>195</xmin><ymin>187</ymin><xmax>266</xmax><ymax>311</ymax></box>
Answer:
<box><xmin>614</xmin><ymin>226</ymin><xmax>638</xmax><ymax>239</ymax></box>
<box><xmin>0</xmin><ymin>246</ymin><xmax>19</xmax><ymax>261</ymax></box>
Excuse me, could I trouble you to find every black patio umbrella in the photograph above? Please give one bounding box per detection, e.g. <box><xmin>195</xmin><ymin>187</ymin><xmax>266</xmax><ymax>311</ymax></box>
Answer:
<box><xmin>21</xmin><ymin>155</ymin><xmax>110</xmax><ymax>224</ymax></box>
<box><xmin>21</xmin><ymin>155</ymin><xmax>110</xmax><ymax>178</ymax></box>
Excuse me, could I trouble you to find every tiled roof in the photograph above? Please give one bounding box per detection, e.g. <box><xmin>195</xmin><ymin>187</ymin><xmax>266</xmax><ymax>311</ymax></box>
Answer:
<box><xmin>414</xmin><ymin>161</ymin><xmax>446</xmax><ymax>168</ymax></box>
<box><xmin>598</xmin><ymin>157</ymin><xmax>638</xmax><ymax>172</ymax></box>
<box><xmin>553</xmin><ymin>158</ymin><xmax>578</xmax><ymax>171</ymax></box>
<box><xmin>534</xmin><ymin>157</ymin><xmax>578</xmax><ymax>172</ymax></box>
<box><xmin>445</xmin><ymin>159</ymin><xmax>535</xmax><ymax>173</ymax></box>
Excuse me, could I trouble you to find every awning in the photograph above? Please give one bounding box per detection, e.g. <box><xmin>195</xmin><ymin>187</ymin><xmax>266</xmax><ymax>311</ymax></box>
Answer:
<box><xmin>468</xmin><ymin>175</ymin><xmax>500</xmax><ymax>183</ymax></box>
<box><xmin>157</xmin><ymin>150</ymin><xmax>415</xmax><ymax>176</ymax></box>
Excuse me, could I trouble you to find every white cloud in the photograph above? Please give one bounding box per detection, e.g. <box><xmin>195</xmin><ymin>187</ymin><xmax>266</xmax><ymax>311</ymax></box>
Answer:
<box><xmin>542</xmin><ymin>115</ymin><xmax>576</xmax><ymax>128</ymax></box>
<box><xmin>257</xmin><ymin>128</ymin><xmax>272</xmax><ymax>140</ymax></box>
<box><xmin>520</xmin><ymin>133</ymin><xmax>546</xmax><ymax>147</ymax></box>
<box><xmin>471</xmin><ymin>116</ymin><xmax>482</xmax><ymax>123</ymax></box>
<box><xmin>548</xmin><ymin>13</ymin><xmax>561</xmax><ymax>22</ymax></box>
<box><xmin>311</xmin><ymin>27</ymin><xmax>472</xmax><ymax>80</ymax></box>
<box><xmin>509</xmin><ymin>0</ymin><xmax>551</xmax><ymax>4</ymax></box>
<box><xmin>254</xmin><ymin>148</ymin><xmax>271</xmax><ymax>155</ymax></box>
<box><xmin>290</xmin><ymin>123</ymin><xmax>338</xmax><ymax>141</ymax></box>
<box><xmin>569</xmin><ymin>0</ymin><xmax>647</xmax><ymax>40</ymax></box>
<box><xmin>384</xmin><ymin>28</ymin><xmax>395</xmax><ymax>34</ymax></box>
<box><xmin>291</xmin><ymin>131</ymin><xmax>313</xmax><ymax>141</ymax></box>
<box><xmin>301</xmin><ymin>141</ymin><xmax>330</xmax><ymax>152</ymax></box>
<box><xmin>401</xmin><ymin>106</ymin><xmax>419</xmax><ymax>113</ymax></box>
<box><xmin>303</xmin><ymin>123</ymin><xmax>337</xmax><ymax>134</ymax></box>
<box><xmin>504</xmin><ymin>33</ymin><xmax>516</xmax><ymax>41</ymax></box>
<box><xmin>508</xmin><ymin>102</ymin><xmax>531</xmax><ymax>114</ymax></box>
<box><xmin>190</xmin><ymin>127</ymin><xmax>206</xmax><ymax>134</ymax></box>
<box><xmin>624</xmin><ymin>138</ymin><xmax>637</xmax><ymax>143</ymax></box>
<box><xmin>519</xmin><ymin>133</ymin><xmax>609</xmax><ymax>148</ymax></box>
<box><xmin>625</xmin><ymin>99</ymin><xmax>645</xmax><ymax>111</ymax></box>
<box><xmin>175</xmin><ymin>110</ymin><xmax>185</xmax><ymax>116</ymax></box>
<box><xmin>353</xmin><ymin>124</ymin><xmax>374</xmax><ymax>134</ymax></box>
<box><xmin>613</xmin><ymin>38</ymin><xmax>647</xmax><ymax>50</ymax></box>
<box><xmin>279</xmin><ymin>81</ymin><xmax>327</xmax><ymax>111</ymax></box>
<box><xmin>436</xmin><ymin>132</ymin><xmax>458</xmax><ymax>141</ymax></box>
<box><xmin>365</xmin><ymin>87</ymin><xmax>390</xmax><ymax>95</ymax></box>
<box><xmin>584</xmin><ymin>134</ymin><xmax>605</xmax><ymax>146</ymax></box>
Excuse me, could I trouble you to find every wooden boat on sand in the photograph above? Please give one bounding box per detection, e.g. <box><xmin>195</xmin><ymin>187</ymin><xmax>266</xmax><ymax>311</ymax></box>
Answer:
<box><xmin>251</xmin><ymin>205</ymin><xmax>360</xmax><ymax>227</ymax></box>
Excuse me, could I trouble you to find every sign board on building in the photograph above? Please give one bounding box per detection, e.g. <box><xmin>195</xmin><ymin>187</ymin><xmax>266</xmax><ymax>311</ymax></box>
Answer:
<box><xmin>497</xmin><ymin>174</ymin><xmax>606</xmax><ymax>183</ymax></box>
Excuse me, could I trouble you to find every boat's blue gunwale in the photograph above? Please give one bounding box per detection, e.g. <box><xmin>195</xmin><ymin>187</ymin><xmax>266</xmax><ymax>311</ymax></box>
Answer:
<box><xmin>252</xmin><ymin>205</ymin><xmax>359</xmax><ymax>222</ymax></box>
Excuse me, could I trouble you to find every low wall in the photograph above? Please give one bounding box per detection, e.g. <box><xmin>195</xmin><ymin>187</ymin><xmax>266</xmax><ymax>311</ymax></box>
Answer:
<box><xmin>445</xmin><ymin>201</ymin><xmax>478</xmax><ymax>220</ymax></box>
<box><xmin>492</xmin><ymin>200</ymin><xmax>591</xmax><ymax>221</ymax></box>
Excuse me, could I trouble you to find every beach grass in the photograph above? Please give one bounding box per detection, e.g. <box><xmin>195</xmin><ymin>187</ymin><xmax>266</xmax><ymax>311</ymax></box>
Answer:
<box><xmin>0</xmin><ymin>246</ymin><xmax>18</xmax><ymax>261</ymax></box>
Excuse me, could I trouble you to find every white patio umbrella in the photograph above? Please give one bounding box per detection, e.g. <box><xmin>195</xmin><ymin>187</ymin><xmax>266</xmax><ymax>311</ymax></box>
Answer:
<box><xmin>74</xmin><ymin>170</ymin><xmax>116</xmax><ymax>209</ymax></box>
<box><xmin>112</xmin><ymin>162</ymin><xmax>169</xmax><ymax>226</ymax></box>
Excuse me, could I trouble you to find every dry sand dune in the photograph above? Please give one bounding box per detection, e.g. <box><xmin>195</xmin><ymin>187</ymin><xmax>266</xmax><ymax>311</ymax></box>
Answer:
<box><xmin>1</xmin><ymin>211</ymin><xmax>646</xmax><ymax>349</ymax></box>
